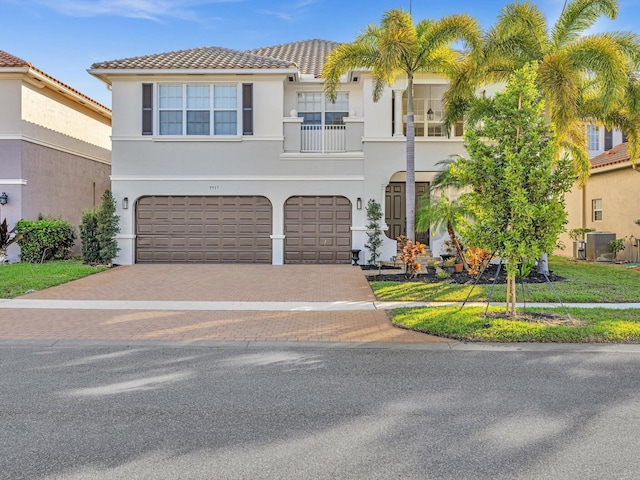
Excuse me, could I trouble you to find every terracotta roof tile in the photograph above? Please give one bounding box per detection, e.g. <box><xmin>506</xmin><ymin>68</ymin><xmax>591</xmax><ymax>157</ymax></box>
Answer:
<box><xmin>591</xmin><ymin>142</ymin><xmax>630</xmax><ymax>169</ymax></box>
<box><xmin>91</xmin><ymin>46</ymin><xmax>297</xmax><ymax>70</ymax></box>
<box><xmin>246</xmin><ymin>39</ymin><xmax>341</xmax><ymax>77</ymax></box>
<box><xmin>1</xmin><ymin>50</ymin><xmax>111</xmax><ymax>114</ymax></box>
<box><xmin>90</xmin><ymin>40</ymin><xmax>341</xmax><ymax>76</ymax></box>
<box><xmin>0</xmin><ymin>50</ymin><xmax>31</xmax><ymax>67</ymax></box>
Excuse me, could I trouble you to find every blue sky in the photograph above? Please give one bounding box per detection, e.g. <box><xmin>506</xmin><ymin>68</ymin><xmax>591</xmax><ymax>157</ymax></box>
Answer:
<box><xmin>2</xmin><ymin>0</ymin><xmax>639</xmax><ymax>108</ymax></box>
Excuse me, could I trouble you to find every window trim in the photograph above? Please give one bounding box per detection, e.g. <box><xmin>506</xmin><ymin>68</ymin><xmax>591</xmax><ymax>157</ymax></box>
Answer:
<box><xmin>156</xmin><ymin>82</ymin><xmax>241</xmax><ymax>137</ymax></box>
<box><xmin>592</xmin><ymin>198</ymin><xmax>603</xmax><ymax>222</ymax></box>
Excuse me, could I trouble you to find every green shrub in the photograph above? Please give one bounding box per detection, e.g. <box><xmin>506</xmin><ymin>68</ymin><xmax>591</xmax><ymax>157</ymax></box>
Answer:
<box><xmin>16</xmin><ymin>218</ymin><xmax>76</xmax><ymax>263</ymax></box>
<box><xmin>79</xmin><ymin>190</ymin><xmax>120</xmax><ymax>265</ymax></box>
<box><xmin>365</xmin><ymin>199</ymin><xmax>383</xmax><ymax>265</ymax></box>
<box><xmin>79</xmin><ymin>210</ymin><xmax>100</xmax><ymax>264</ymax></box>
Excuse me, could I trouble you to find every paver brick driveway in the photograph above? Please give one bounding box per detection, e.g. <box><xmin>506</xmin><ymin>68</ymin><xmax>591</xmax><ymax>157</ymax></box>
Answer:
<box><xmin>2</xmin><ymin>265</ymin><xmax>446</xmax><ymax>344</ymax></box>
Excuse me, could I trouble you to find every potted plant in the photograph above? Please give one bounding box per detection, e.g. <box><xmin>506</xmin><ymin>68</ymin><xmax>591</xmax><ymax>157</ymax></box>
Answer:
<box><xmin>426</xmin><ymin>259</ymin><xmax>440</xmax><ymax>275</ymax></box>
<box><xmin>0</xmin><ymin>218</ymin><xmax>22</xmax><ymax>264</ymax></box>
<box><xmin>443</xmin><ymin>256</ymin><xmax>456</xmax><ymax>274</ymax></box>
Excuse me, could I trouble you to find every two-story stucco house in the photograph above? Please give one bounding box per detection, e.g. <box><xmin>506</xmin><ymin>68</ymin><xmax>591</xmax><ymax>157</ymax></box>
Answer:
<box><xmin>559</xmin><ymin>142</ymin><xmax>640</xmax><ymax>262</ymax></box>
<box><xmin>0</xmin><ymin>50</ymin><xmax>112</xmax><ymax>262</ymax></box>
<box><xmin>89</xmin><ymin>39</ymin><xmax>472</xmax><ymax>265</ymax></box>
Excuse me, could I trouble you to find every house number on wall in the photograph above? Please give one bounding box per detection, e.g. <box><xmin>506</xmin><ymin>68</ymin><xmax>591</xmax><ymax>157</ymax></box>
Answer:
<box><xmin>209</xmin><ymin>185</ymin><xmax>220</xmax><ymax>190</ymax></box>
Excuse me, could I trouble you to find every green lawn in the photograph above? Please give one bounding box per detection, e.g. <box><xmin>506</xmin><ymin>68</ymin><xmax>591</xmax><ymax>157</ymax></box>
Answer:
<box><xmin>391</xmin><ymin>306</ymin><xmax>640</xmax><ymax>343</ymax></box>
<box><xmin>371</xmin><ymin>256</ymin><xmax>640</xmax><ymax>303</ymax></box>
<box><xmin>0</xmin><ymin>260</ymin><xmax>107</xmax><ymax>298</ymax></box>
<box><xmin>374</xmin><ymin>256</ymin><xmax>640</xmax><ymax>342</ymax></box>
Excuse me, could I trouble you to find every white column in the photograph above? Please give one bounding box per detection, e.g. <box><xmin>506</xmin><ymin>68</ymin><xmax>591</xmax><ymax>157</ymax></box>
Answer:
<box><xmin>393</xmin><ymin>89</ymin><xmax>405</xmax><ymax>137</ymax></box>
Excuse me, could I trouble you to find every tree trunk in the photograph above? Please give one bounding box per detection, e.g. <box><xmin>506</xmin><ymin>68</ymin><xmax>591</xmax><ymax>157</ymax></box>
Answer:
<box><xmin>506</xmin><ymin>273</ymin><xmax>517</xmax><ymax>316</ymax></box>
<box><xmin>537</xmin><ymin>253</ymin><xmax>549</xmax><ymax>275</ymax></box>
<box><xmin>405</xmin><ymin>73</ymin><xmax>416</xmax><ymax>242</ymax></box>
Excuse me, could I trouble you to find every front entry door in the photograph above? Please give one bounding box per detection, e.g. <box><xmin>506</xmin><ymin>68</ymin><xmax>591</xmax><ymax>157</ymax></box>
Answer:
<box><xmin>385</xmin><ymin>182</ymin><xmax>429</xmax><ymax>245</ymax></box>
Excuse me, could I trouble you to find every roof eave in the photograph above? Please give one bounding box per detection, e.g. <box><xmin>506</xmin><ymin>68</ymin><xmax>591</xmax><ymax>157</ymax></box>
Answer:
<box><xmin>88</xmin><ymin>67</ymin><xmax>299</xmax><ymax>78</ymax></box>
<box><xmin>591</xmin><ymin>160</ymin><xmax>632</xmax><ymax>173</ymax></box>
<box><xmin>25</xmin><ymin>68</ymin><xmax>111</xmax><ymax>117</ymax></box>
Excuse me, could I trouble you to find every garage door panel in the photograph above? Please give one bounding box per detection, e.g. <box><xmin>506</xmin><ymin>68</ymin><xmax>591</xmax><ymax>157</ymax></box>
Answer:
<box><xmin>284</xmin><ymin>196</ymin><xmax>352</xmax><ymax>264</ymax></box>
<box><xmin>136</xmin><ymin>196</ymin><xmax>272</xmax><ymax>263</ymax></box>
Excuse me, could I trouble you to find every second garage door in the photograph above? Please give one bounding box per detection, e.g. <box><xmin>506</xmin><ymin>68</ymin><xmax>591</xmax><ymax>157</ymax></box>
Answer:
<box><xmin>136</xmin><ymin>196</ymin><xmax>272</xmax><ymax>263</ymax></box>
<box><xmin>284</xmin><ymin>196</ymin><xmax>352</xmax><ymax>264</ymax></box>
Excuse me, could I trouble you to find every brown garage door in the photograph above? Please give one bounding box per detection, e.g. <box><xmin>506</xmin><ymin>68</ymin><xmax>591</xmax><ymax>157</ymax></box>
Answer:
<box><xmin>136</xmin><ymin>196</ymin><xmax>272</xmax><ymax>263</ymax></box>
<box><xmin>284</xmin><ymin>196</ymin><xmax>351</xmax><ymax>264</ymax></box>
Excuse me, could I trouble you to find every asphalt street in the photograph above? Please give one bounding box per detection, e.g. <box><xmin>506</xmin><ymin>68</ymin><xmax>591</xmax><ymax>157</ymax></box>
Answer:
<box><xmin>2</xmin><ymin>343</ymin><xmax>640</xmax><ymax>479</ymax></box>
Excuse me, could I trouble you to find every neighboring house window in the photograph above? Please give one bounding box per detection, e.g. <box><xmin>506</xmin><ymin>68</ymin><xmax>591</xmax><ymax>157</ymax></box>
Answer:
<box><xmin>587</xmin><ymin>125</ymin><xmax>599</xmax><ymax>150</ymax></box>
<box><xmin>604</xmin><ymin>128</ymin><xmax>613</xmax><ymax>151</ymax></box>
<box><xmin>158</xmin><ymin>84</ymin><xmax>239</xmax><ymax>136</ymax></box>
<box><xmin>592</xmin><ymin>198</ymin><xmax>603</xmax><ymax>221</ymax></box>
<box><xmin>297</xmin><ymin>92</ymin><xmax>349</xmax><ymax>125</ymax></box>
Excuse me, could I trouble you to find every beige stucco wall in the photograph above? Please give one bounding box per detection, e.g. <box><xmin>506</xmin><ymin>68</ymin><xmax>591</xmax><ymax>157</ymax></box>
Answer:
<box><xmin>559</xmin><ymin>163</ymin><xmax>640</xmax><ymax>262</ymax></box>
<box><xmin>0</xmin><ymin>77</ymin><xmax>22</xmax><ymax>134</ymax></box>
<box><xmin>21</xmin><ymin>83</ymin><xmax>111</xmax><ymax>150</ymax></box>
<box><xmin>111</xmin><ymin>75</ymin><xmax>285</xmax><ymax>139</ymax></box>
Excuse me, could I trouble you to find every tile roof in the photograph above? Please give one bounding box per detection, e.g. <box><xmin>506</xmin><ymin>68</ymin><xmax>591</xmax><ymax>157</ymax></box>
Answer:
<box><xmin>590</xmin><ymin>142</ymin><xmax>630</xmax><ymax>169</ymax></box>
<box><xmin>0</xmin><ymin>50</ymin><xmax>31</xmax><ymax>67</ymax></box>
<box><xmin>0</xmin><ymin>49</ymin><xmax>110</xmax><ymax>114</ymax></box>
<box><xmin>90</xmin><ymin>39</ymin><xmax>341</xmax><ymax>76</ymax></box>
<box><xmin>246</xmin><ymin>39</ymin><xmax>341</xmax><ymax>77</ymax></box>
<box><xmin>91</xmin><ymin>46</ymin><xmax>297</xmax><ymax>70</ymax></box>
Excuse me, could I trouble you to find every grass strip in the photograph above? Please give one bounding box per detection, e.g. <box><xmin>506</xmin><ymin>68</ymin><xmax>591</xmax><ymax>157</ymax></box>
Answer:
<box><xmin>0</xmin><ymin>260</ymin><xmax>107</xmax><ymax>298</ymax></box>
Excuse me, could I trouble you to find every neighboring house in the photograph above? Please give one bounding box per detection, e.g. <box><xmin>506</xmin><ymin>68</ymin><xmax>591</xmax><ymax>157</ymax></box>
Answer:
<box><xmin>88</xmin><ymin>39</ymin><xmax>477</xmax><ymax>265</ymax></box>
<box><xmin>0</xmin><ymin>50</ymin><xmax>112</xmax><ymax>262</ymax></box>
<box><xmin>560</xmin><ymin>142</ymin><xmax>640</xmax><ymax>262</ymax></box>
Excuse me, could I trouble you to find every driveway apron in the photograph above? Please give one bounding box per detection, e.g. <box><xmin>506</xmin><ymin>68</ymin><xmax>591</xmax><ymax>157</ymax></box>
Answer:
<box><xmin>0</xmin><ymin>265</ymin><xmax>446</xmax><ymax>344</ymax></box>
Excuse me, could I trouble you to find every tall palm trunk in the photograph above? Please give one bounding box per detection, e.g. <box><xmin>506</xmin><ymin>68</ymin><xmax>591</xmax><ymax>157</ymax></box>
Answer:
<box><xmin>406</xmin><ymin>73</ymin><xmax>416</xmax><ymax>242</ymax></box>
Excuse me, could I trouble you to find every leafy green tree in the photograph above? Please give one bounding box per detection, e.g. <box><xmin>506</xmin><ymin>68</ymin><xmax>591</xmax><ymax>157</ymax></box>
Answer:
<box><xmin>450</xmin><ymin>64</ymin><xmax>574</xmax><ymax>316</ymax></box>
<box><xmin>444</xmin><ymin>0</ymin><xmax>640</xmax><ymax>183</ymax></box>
<box><xmin>323</xmin><ymin>8</ymin><xmax>480</xmax><ymax>241</ymax></box>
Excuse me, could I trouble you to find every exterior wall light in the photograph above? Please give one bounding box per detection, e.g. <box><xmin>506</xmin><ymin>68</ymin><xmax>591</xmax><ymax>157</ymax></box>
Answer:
<box><xmin>122</xmin><ymin>197</ymin><xmax>129</xmax><ymax>209</ymax></box>
<box><xmin>0</xmin><ymin>192</ymin><xmax>7</xmax><ymax>206</ymax></box>
<box><xmin>356</xmin><ymin>197</ymin><xmax>362</xmax><ymax>210</ymax></box>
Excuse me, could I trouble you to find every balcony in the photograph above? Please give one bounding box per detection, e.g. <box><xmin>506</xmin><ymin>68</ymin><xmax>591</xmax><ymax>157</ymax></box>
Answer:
<box><xmin>283</xmin><ymin>115</ymin><xmax>363</xmax><ymax>154</ymax></box>
<box><xmin>300</xmin><ymin>125</ymin><xmax>346</xmax><ymax>153</ymax></box>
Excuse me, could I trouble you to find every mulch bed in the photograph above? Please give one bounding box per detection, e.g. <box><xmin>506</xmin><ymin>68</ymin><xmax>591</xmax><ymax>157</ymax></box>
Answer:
<box><xmin>364</xmin><ymin>264</ymin><xmax>565</xmax><ymax>285</ymax></box>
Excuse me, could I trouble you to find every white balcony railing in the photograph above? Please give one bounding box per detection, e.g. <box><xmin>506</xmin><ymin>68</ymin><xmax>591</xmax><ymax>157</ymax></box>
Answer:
<box><xmin>301</xmin><ymin>125</ymin><xmax>346</xmax><ymax>153</ymax></box>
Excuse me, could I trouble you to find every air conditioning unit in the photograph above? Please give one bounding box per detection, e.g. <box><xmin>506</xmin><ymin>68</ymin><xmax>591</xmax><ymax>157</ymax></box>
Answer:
<box><xmin>585</xmin><ymin>231</ymin><xmax>615</xmax><ymax>261</ymax></box>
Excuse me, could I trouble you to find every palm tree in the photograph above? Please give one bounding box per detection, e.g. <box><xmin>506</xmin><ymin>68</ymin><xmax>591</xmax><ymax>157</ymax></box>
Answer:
<box><xmin>443</xmin><ymin>0</ymin><xmax>640</xmax><ymax>183</ymax></box>
<box><xmin>323</xmin><ymin>9</ymin><xmax>480</xmax><ymax>241</ymax></box>
<box><xmin>415</xmin><ymin>192</ymin><xmax>470</xmax><ymax>270</ymax></box>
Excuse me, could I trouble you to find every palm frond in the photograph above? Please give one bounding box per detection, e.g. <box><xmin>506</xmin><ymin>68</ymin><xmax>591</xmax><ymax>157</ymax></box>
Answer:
<box><xmin>552</xmin><ymin>0</ymin><xmax>618</xmax><ymax>49</ymax></box>
<box><xmin>566</xmin><ymin>34</ymin><xmax>627</xmax><ymax>111</ymax></box>
<box><xmin>322</xmin><ymin>42</ymin><xmax>380</xmax><ymax>101</ymax></box>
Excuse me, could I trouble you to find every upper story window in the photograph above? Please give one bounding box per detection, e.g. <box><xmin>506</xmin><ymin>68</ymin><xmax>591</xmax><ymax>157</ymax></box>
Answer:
<box><xmin>297</xmin><ymin>92</ymin><xmax>349</xmax><ymax>126</ymax></box>
<box><xmin>402</xmin><ymin>84</ymin><xmax>458</xmax><ymax>137</ymax></box>
<box><xmin>592</xmin><ymin>198</ymin><xmax>603</xmax><ymax>221</ymax></box>
<box><xmin>158</xmin><ymin>84</ymin><xmax>238</xmax><ymax>136</ymax></box>
<box><xmin>587</xmin><ymin>125</ymin><xmax>600</xmax><ymax>150</ymax></box>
